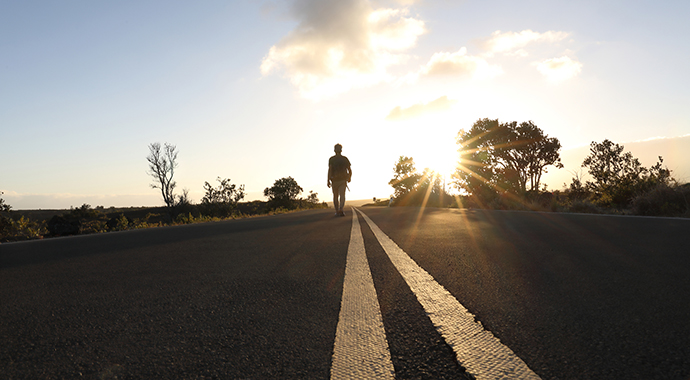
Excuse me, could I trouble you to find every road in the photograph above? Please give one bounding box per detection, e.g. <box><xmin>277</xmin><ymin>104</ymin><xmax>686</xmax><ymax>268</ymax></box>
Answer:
<box><xmin>1</xmin><ymin>207</ymin><xmax>689</xmax><ymax>379</ymax></box>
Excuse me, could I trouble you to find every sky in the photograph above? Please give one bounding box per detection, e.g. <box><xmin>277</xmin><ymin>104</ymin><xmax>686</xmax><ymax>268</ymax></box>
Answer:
<box><xmin>2</xmin><ymin>0</ymin><xmax>689</xmax><ymax>209</ymax></box>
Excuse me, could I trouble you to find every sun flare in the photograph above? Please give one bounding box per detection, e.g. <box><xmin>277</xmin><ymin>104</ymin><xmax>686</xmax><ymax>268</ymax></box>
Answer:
<box><xmin>413</xmin><ymin>138</ymin><xmax>459</xmax><ymax>178</ymax></box>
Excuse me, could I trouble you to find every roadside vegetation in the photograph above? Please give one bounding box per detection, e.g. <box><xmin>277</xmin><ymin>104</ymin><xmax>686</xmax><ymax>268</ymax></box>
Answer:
<box><xmin>4</xmin><ymin>127</ymin><xmax>687</xmax><ymax>243</ymax></box>
<box><xmin>387</xmin><ymin>118</ymin><xmax>690</xmax><ymax>218</ymax></box>
<box><xmin>0</xmin><ymin>144</ymin><xmax>326</xmax><ymax>243</ymax></box>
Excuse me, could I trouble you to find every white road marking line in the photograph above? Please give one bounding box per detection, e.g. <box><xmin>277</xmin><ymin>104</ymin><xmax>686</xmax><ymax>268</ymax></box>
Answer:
<box><xmin>331</xmin><ymin>210</ymin><xmax>395</xmax><ymax>380</ymax></box>
<box><xmin>356</xmin><ymin>208</ymin><xmax>541</xmax><ymax>380</ymax></box>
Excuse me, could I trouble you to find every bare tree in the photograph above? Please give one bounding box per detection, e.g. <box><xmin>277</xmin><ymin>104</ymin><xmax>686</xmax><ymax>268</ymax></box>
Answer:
<box><xmin>147</xmin><ymin>142</ymin><xmax>178</xmax><ymax>208</ymax></box>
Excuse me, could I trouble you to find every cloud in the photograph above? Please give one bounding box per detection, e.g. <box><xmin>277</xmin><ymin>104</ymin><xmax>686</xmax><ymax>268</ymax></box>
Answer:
<box><xmin>261</xmin><ymin>0</ymin><xmax>426</xmax><ymax>100</ymax></box>
<box><xmin>385</xmin><ymin>95</ymin><xmax>457</xmax><ymax>121</ymax></box>
<box><xmin>536</xmin><ymin>56</ymin><xmax>583</xmax><ymax>82</ymax></box>
<box><xmin>480</xmin><ymin>29</ymin><xmax>570</xmax><ymax>56</ymax></box>
<box><xmin>418</xmin><ymin>47</ymin><xmax>503</xmax><ymax>79</ymax></box>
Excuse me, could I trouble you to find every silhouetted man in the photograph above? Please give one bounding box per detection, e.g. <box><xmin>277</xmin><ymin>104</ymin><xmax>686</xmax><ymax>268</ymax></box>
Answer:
<box><xmin>327</xmin><ymin>143</ymin><xmax>352</xmax><ymax>216</ymax></box>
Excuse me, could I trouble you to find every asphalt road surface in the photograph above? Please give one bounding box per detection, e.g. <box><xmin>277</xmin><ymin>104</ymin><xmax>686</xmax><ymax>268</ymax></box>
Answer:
<box><xmin>1</xmin><ymin>207</ymin><xmax>689</xmax><ymax>379</ymax></box>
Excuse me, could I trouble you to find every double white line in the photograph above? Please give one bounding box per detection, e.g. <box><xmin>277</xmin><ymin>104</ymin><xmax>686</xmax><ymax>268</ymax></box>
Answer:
<box><xmin>331</xmin><ymin>208</ymin><xmax>541</xmax><ymax>380</ymax></box>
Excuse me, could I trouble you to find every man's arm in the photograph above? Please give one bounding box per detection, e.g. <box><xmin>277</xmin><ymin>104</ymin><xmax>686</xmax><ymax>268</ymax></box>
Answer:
<box><xmin>327</xmin><ymin>165</ymin><xmax>332</xmax><ymax>188</ymax></box>
<box><xmin>347</xmin><ymin>157</ymin><xmax>352</xmax><ymax>182</ymax></box>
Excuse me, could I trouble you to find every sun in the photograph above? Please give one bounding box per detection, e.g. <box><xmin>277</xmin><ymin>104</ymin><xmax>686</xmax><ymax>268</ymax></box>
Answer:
<box><xmin>413</xmin><ymin>137</ymin><xmax>459</xmax><ymax>179</ymax></box>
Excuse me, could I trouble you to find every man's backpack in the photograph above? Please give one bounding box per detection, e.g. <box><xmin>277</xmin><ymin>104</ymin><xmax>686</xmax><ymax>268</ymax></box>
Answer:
<box><xmin>330</xmin><ymin>156</ymin><xmax>350</xmax><ymax>181</ymax></box>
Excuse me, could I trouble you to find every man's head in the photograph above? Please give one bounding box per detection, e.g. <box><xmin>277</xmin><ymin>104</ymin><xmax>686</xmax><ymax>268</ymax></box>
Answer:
<box><xmin>334</xmin><ymin>143</ymin><xmax>342</xmax><ymax>153</ymax></box>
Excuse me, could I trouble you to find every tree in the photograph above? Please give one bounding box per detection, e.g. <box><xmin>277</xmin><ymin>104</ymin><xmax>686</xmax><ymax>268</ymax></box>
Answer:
<box><xmin>388</xmin><ymin>157</ymin><xmax>448</xmax><ymax>206</ymax></box>
<box><xmin>388</xmin><ymin>156</ymin><xmax>422</xmax><ymax>199</ymax></box>
<box><xmin>0</xmin><ymin>192</ymin><xmax>11</xmax><ymax>213</ymax></box>
<box><xmin>201</xmin><ymin>177</ymin><xmax>246</xmax><ymax>217</ymax></box>
<box><xmin>452</xmin><ymin>118</ymin><xmax>501</xmax><ymax>202</ymax></box>
<box><xmin>453</xmin><ymin>119</ymin><xmax>563</xmax><ymax>200</ymax></box>
<box><xmin>0</xmin><ymin>192</ymin><xmax>12</xmax><ymax>240</ymax></box>
<box><xmin>415</xmin><ymin>168</ymin><xmax>445</xmax><ymax>206</ymax></box>
<box><xmin>304</xmin><ymin>190</ymin><xmax>319</xmax><ymax>205</ymax></box>
<box><xmin>495</xmin><ymin>121</ymin><xmax>563</xmax><ymax>192</ymax></box>
<box><xmin>264</xmin><ymin>176</ymin><xmax>303</xmax><ymax>209</ymax></box>
<box><xmin>582</xmin><ymin>139</ymin><xmax>672</xmax><ymax>207</ymax></box>
<box><xmin>147</xmin><ymin>142</ymin><xmax>178</xmax><ymax>208</ymax></box>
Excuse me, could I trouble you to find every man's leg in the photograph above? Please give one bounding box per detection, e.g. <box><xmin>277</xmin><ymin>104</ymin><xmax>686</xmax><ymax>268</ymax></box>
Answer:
<box><xmin>332</xmin><ymin>187</ymin><xmax>340</xmax><ymax>213</ymax></box>
<box><xmin>337</xmin><ymin>182</ymin><xmax>347</xmax><ymax>214</ymax></box>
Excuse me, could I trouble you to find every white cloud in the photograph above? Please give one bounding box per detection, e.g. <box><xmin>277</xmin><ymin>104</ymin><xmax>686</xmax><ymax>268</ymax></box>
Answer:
<box><xmin>536</xmin><ymin>56</ymin><xmax>583</xmax><ymax>83</ymax></box>
<box><xmin>480</xmin><ymin>29</ymin><xmax>570</xmax><ymax>56</ymax></box>
<box><xmin>261</xmin><ymin>0</ymin><xmax>426</xmax><ymax>100</ymax></box>
<box><xmin>385</xmin><ymin>95</ymin><xmax>457</xmax><ymax>121</ymax></box>
<box><xmin>419</xmin><ymin>47</ymin><xmax>503</xmax><ymax>79</ymax></box>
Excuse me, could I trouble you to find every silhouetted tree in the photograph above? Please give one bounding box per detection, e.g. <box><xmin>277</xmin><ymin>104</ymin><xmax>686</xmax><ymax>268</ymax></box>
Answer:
<box><xmin>495</xmin><ymin>121</ymin><xmax>563</xmax><ymax>192</ymax></box>
<box><xmin>294</xmin><ymin>190</ymin><xmax>325</xmax><ymax>209</ymax></box>
<box><xmin>147</xmin><ymin>142</ymin><xmax>178</xmax><ymax>208</ymax></box>
<box><xmin>264</xmin><ymin>176</ymin><xmax>303</xmax><ymax>209</ymax></box>
<box><xmin>0</xmin><ymin>192</ymin><xmax>11</xmax><ymax>213</ymax></box>
<box><xmin>388</xmin><ymin>156</ymin><xmax>422</xmax><ymax>199</ymax></box>
<box><xmin>201</xmin><ymin>177</ymin><xmax>246</xmax><ymax>217</ymax></box>
<box><xmin>452</xmin><ymin>119</ymin><xmax>500</xmax><ymax>203</ymax></box>
<box><xmin>0</xmin><ymin>192</ymin><xmax>11</xmax><ymax>240</ymax></box>
<box><xmin>453</xmin><ymin>119</ymin><xmax>562</xmax><ymax>202</ymax></box>
<box><xmin>582</xmin><ymin>139</ymin><xmax>672</xmax><ymax>207</ymax></box>
<box><xmin>388</xmin><ymin>157</ymin><xmax>448</xmax><ymax>206</ymax></box>
<box><xmin>564</xmin><ymin>169</ymin><xmax>590</xmax><ymax>201</ymax></box>
<box><xmin>304</xmin><ymin>190</ymin><xmax>319</xmax><ymax>204</ymax></box>
<box><xmin>68</xmin><ymin>204</ymin><xmax>101</xmax><ymax>219</ymax></box>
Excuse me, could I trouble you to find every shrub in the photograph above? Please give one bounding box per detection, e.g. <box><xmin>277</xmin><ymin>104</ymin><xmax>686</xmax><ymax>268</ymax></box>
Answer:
<box><xmin>201</xmin><ymin>177</ymin><xmax>245</xmax><ymax>217</ymax></box>
<box><xmin>264</xmin><ymin>177</ymin><xmax>303</xmax><ymax>210</ymax></box>
<box><xmin>631</xmin><ymin>184</ymin><xmax>689</xmax><ymax>217</ymax></box>
<box><xmin>568</xmin><ymin>200</ymin><xmax>604</xmax><ymax>214</ymax></box>
<box><xmin>107</xmin><ymin>214</ymin><xmax>132</xmax><ymax>231</ymax></box>
<box><xmin>1</xmin><ymin>216</ymin><xmax>47</xmax><ymax>242</ymax></box>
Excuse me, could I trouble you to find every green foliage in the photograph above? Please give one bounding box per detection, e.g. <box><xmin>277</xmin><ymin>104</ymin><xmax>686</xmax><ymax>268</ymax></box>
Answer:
<box><xmin>0</xmin><ymin>216</ymin><xmax>47</xmax><ymax>242</ymax></box>
<box><xmin>175</xmin><ymin>212</ymin><xmax>197</xmax><ymax>224</ymax></box>
<box><xmin>201</xmin><ymin>177</ymin><xmax>246</xmax><ymax>217</ymax></box>
<box><xmin>109</xmin><ymin>214</ymin><xmax>131</xmax><ymax>231</ymax></box>
<box><xmin>582</xmin><ymin>140</ymin><xmax>673</xmax><ymax>207</ymax></box>
<box><xmin>264</xmin><ymin>176</ymin><xmax>303</xmax><ymax>210</ymax></box>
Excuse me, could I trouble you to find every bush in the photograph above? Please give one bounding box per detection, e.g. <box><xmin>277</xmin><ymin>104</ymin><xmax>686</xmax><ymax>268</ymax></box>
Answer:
<box><xmin>264</xmin><ymin>177</ymin><xmax>303</xmax><ymax>210</ymax></box>
<box><xmin>201</xmin><ymin>178</ymin><xmax>245</xmax><ymax>217</ymax></box>
<box><xmin>107</xmin><ymin>214</ymin><xmax>132</xmax><ymax>231</ymax></box>
<box><xmin>1</xmin><ymin>216</ymin><xmax>47</xmax><ymax>242</ymax></box>
<box><xmin>631</xmin><ymin>184</ymin><xmax>689</xmax><ymax>217</ymax></box>
<box><xmin>568</xmin><ymin>200</ymin><xmax>604</xmax><ymax>214</ymax></box>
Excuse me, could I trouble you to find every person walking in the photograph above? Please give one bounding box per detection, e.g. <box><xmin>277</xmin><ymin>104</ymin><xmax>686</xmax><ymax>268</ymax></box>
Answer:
<box><xmin>327</xmin><ymin>143</ymin><xmax>352</xmax><ymax>216</ymax></box>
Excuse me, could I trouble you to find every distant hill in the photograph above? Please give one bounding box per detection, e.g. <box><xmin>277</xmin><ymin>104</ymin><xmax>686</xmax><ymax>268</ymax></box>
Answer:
<box><xmin>543</xmin><ymin>135</ymin><xmax>690</xmax><ymax>190</ymax></box>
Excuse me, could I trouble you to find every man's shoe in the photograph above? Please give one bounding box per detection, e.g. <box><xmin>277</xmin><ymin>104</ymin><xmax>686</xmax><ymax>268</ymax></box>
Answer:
<box><xmin>338</xmin><ymin>210</ymin><xmax>345</xmax><ymax>216</ymax></box>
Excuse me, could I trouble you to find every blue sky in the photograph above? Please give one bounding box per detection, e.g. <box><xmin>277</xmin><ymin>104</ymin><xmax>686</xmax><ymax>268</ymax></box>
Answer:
<box><xmin>2</xmin><ymin>0</ymin><xmax>689</xmax><ymax>209</ymax></box>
